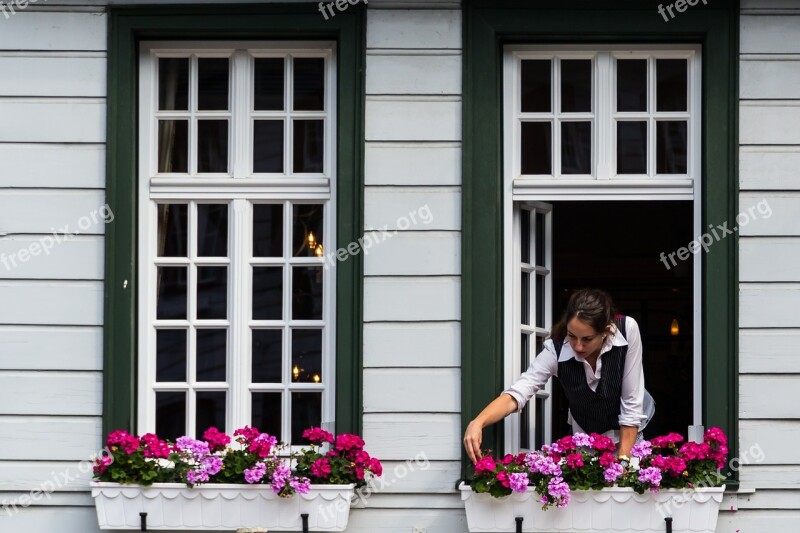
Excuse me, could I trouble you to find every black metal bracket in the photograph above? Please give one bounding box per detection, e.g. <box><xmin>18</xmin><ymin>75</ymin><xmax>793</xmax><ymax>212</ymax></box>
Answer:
<box><xmin>139</xmin><ymin>512</ymin><xmax>147</xmax><ymax>532</ymax></box>
<box><xmin>301</xmin><ymin>512</ymin><xmax>309</xmax><ymax>533</ymax></box>
<box><xmin>665</xmin><ymin>516</ymin><xmax>673</xmax><ymax>533</ymax></box>
<box><xmin>515</xmin><ymin>516</ymin><xmax>523</xmax><ymax>533</ymax></box>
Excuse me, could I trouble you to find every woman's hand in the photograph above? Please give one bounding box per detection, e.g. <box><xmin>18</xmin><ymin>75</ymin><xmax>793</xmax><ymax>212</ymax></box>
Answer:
<box><xmin>463</xmin><ymin>394</ymin><xmax>519</xmax><ymax>463</ymax></box>
<box><xmin>463</xmin><ymin>419</ymin><xmax>485</xmax><ymax>464</ymax></box>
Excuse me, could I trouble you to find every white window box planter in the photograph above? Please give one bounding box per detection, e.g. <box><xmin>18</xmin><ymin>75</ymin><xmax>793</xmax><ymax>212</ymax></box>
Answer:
<box><xmin>91</xmin><ymin>482</ymin><xmax>355</xmax><ymax>531</ymax></box>
<box><xmin>459</xmin><ymin>483</ymin><xmax>724</xmax><ymax>533</ymax></box>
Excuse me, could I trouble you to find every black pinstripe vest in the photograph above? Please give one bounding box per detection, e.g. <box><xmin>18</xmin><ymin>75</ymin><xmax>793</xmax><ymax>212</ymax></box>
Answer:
<box><xmin>554</xmin><ymin>315</ymin><xmax>628</xmax><ymax>435</ymax></box>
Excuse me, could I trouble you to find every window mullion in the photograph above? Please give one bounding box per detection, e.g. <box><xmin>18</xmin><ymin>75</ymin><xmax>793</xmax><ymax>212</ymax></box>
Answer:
<box><xmin>229</xmin><ymin>198</ymin><xmax>248</xmax><ymax>433</ymax></box>
<box><xmin>232</xmin><ymin>50</ymin><xmax>250</xmax><ymax>179</ymax></box>
<box><xmin>596</xmin><ymin>52</ymin><xmax>612</xmax><ymax>180</ymax></box>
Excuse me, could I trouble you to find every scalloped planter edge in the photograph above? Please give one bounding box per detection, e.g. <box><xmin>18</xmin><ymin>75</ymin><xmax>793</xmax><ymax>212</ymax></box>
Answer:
<box><xmin>459</xmin><ymin>483</ymin><xmax>725</xmax><ymax>533</ymax></box>
<box><xmin>91</xmin><ymin>482</ymin><xmax>356</xmax><ymax>531</ymax></box>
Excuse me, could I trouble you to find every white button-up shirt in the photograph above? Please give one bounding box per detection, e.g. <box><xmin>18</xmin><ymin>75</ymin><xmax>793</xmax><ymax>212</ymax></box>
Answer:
<box><xmin>504</xmin><ymin>316</ymin><xmax>655</xmax><ymax>442</ymax></box>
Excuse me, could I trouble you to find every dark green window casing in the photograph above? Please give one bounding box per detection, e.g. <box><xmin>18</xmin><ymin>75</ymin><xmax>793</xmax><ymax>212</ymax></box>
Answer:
<box><xmin>104</xmin><ymin>4</ymin><xmax>366</xmax><ymax>440</ymax></box>
<box><xmin>461</xmin><ymin>0</ymin><xmax>739</xmax><ymax>485</ymax></box>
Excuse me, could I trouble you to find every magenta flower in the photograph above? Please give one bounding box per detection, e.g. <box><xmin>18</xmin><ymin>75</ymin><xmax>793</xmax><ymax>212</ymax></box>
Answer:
<box><xmin>631</xmin><ymin>441</ymin><xmax>653</xmax><ymax>458</ymax></box>
<box><xmin>107</xmin><ymin>430</ymin><xmax>140</xmax><ymax>454</ymax></box>
<box><xmin>679</xmin><ymin>441</ymin><xmax>711</xmax><ymax>461</ymax></box>
<box><xmin>141</xmin><ymin>433</ymin><xmax>170</xmax><ymax>459</ymax></box>
<box><xmin>233</xmin><ymin>425</ymin><xmax>261</xmax><ymax>443</ymax></box>
<box><xmin>474</xmin><ymin>456</ymin><xmax>497</xmax><ymax>475</ymax></box>
<box><xmin>303</xmin><ymin>427</ymin><xmax>335</xmax><ymax>444</ymax></box>
<box><xmin>271</xmin><ymin>461</ymin><xmax>292</xmax><ymax>493</ymax></box>
<box><xmin>589</xmin><ymin>433</ymin><xmax>617</xmax><ymax>453</ymax></box>
<box><xmin>566</xmin><ymin>453</ymin><xmax>584</xmax><ymax>469</ymax></box>
<box><xmin>603</xmin><ymin>463</ymin><xmax>624</xmax><ymax>483</ymax></box>
<box><xmin>335</xmin><ymin>434</ymin><xmax>365</xmax><ymax>452</ymax></box>
<box><xmin>201</xmin><ymin>455</ymin><xmax>223</xmax><ymax>476</ymax></box>
<box><xmin>572</xmin><ymin>433</ymin><xmax>593</xmax><ymax>448</ymax></box>
<box><xmin>311</xmin><ymin>458</ymin><xmax>331</xmax><ymax>478</ymax></box>
<box><xmin>290</xmin><ymin>476</ymin><xmax>311</xmax><ymax>494</ymax></box>
<box><xmin>650</xmin><ymin>432</ymin><xmax>684</xmax><ymax>448</ymax></box>
<box><xmin>186</xmin><ymin>468</ymin><xmax>210</xmax><ymax>485</ymax></box>
<box><xmin>93</xmin><ymin>455</ymin><xmax>114</xmax><ymax>474</ymax></box>
<box><xmin>202</xmin><ymin>427</ymin><xmax>231</xmax><ymax>452</ymax></box>
<box><xmin>244</xmin><ymin>462</ymin><xmax>267</xmax><ymax>484</ymax></box>
<box><xmin>638</xmin><ymin>466</ymin><xmax>662</xmax><ymax>488</ymax></box>
<box><xmin>249</xmin><ymin>433</ymin><xmax>277</xmax><ymax>458</ymax></box>
<box><xmin>509</xmin><ymin>472</ymin><xmax>530</xmax><ymax>493</ymax></box>
<box><xmin>547</xmin><ymin>476</ymin><xmax>571</xmax><ymax>508</ymax></box>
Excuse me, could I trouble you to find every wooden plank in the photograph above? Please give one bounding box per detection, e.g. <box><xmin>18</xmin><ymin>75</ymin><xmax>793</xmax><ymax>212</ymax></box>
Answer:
<box><xmin>740</xmin><ymin>284</ymin><xmax>800</xmax><ymax>328</ymax></box>
<box><xmin>0</xmin><ymin>416</ymin><xmax>101</xmax><ymax>461</ymax></box>
<box><xmin>738</xmin><ymin>195</ymin><xmax>800</xmax><ymax>236</ymax></box>
<box><xmin>365</xmin><ymin>142</ymin><xmax>461</xmax><ymax>186</ymax></box>
<box><xmin>0</xmin><ymin>12</ymin><xmax>106</xmax><ymax>52</ymax></box>
<box><xmin>740</xmin><ymin>238</ymin><xmax>800</xmax><ymax>281</ymax></box>
<box><xmin>740</xmin><ymin>466</ymin><xmax>800</xmax><ymax>489</ymax></box>
<box><xmin>0</xmin><ymin>55</ymin><xmax>106</xmax><ymax>97</ymax></box>
<box><xmin>0</xmin><ymin>461</ymin><xmax>93</xmax><ymax>492</ymax></box>
<box><xmin>742</xmin><ymin>0</ymin><xmax>800</xmax><ymax>8</ymax></box>
<box><xmin>0</xmin><ymin>506</ymin><xmax>101</xmax><ymax>532</ymax></box>
<box><xmin>740</xmin><ymin>421</ymin><xmax>800</xmax><ymax>465</ymax></box>
<box><xmin>366</xmin><ymin>9</ymin><xmax>461</xmax><ymax>50</ymax></box>
<box><xmin>357</xmin><ymin>461</ymin><xmax>462</xmax><ymax>495</ymax></box>
<box><xmin>0</xmin><ymin>189</ymin><xmax>109</xmax><ymax>235</ymax></box>
<box><xmin>0</xmin><ymin>281</ymin><xmax>103</xmax><ymax>326</ymax></box>
<box><xmin>0</xmin><ymin>371</ymin><xmax>101</xmax><ymax>416</ymax></box>
<box><xmin>733</xmin><ymin>489</ymin><xmax>800</xmax><ymax>510</ymax></box>
<box><xmin>717</xmin><ymin>511</ymin><xmax>800</xmax><ymax>532</ymax></box>
<box><xmin>740</xmin><ymin>146</ymin><xmax>800</xmax><ymax>191</ymax></box>
<box><xmin>363</xmin><ymin>413</ymin><xmax>461</xmax><ymax>461</ymax></box>
<box><xmin>0</xmin><ymin>99</ymin><xmax>105</xmax><ymax>143</ymax></box>
<box><xmin>364</xmin><ymin>276</ymin><xmax>460</xmax><ymax>322</ymax></box>
<box><xmin>365</xmin><ymin>97</ymin><xmax>461</xmax><ymax>141</ymax></box>
<box><xmin>0</xmin><ymin>235</ymin><xmax>103</xmax><ymax>280</ymax></box>
<box><xmin>741</xmin><ymin>15</ymin><xmax>800</xmax><ymax>54</ymax></box>
<box><xmin>741</xmin><ymin>59</ymin><xmax>800</xmax><ymax>99</ymax></box>
<box><xmin>366</xmin><ymin>53</ymin><xmax>461</xmax><ymax>95</ymax></box>
<box><xmin>363</xmin><ymin>231</ymin><xmax>460</xmax><ymax>276</ymax></box>
<box><xmin>741</xmin><ymin>102</ymin><xmax>800</xmax><ymax>145</ymax></box>
<box><xmin>352</xmin><ymin>493</ymin><xmax>460</xmax><ymax>509</ymax></box>
<box><xmin>364</xmin><ymin>322</ymin><xmax>460</xmax><ymax>368</ymax></box>
<box><xmin>740</xmin><ymin>377</ymin><xmax>800</xmax><ymax>419</ymax></box>
<box><xmin>364</xmin><ymin>187</ymin><xmax>460</xmax><ymax>231</ymax></box>
<box><xmin>364</xmin><ymin>368</ymin><xmax>460</xmax><ymax>413</ymax></box>
<box><xmin>346</xmin><ymin>508</ymin><xmax>468</xmax><ymax>533</ymax></box>
<box><xmin>740</xmin><ymin>329</ymin><xmax>800</xmax><ymax>373</ymax></box>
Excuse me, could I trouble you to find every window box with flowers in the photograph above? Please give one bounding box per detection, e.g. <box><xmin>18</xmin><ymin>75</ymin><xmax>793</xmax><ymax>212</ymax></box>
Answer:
<box><xmin>460</xmin><ymin>428</ymin><xmax>728</xmax><ymax>533</ymax></box>
<box><xmin>91</xmin><ymin>427</ymin><xmax>382</xmax><ymax>531</ymax></box>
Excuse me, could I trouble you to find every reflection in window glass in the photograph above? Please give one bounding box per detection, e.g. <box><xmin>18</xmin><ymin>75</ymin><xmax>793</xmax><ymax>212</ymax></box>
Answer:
<box><xmin>252</xmin><ymin>329</ymin><xmax>282</xmax><ymax>383</ymax></box>
<box><xmin>157</xmin><ymin>204</ymin><xmax>188</xmax><ymax>257</ymax></box>
<box><xmin>293</xmin><ymin>120</ymin><xmax>324</xmax><ymax>173</ymax></box>
<box><xmin>561</xmin><ymin>121</ymin><xmax>591</xmax><ymax>175</ymax></box>
<box><xmin>158</xmin><ymin>120</ymin><xmax>188</xmax><ymax>173</ymax></box>
<box><xmin>197</xmin><ymin>120</ymin><xmax>228</xmax><ymax>173</ymax></box>
<box><xmin>197</xmin><ymin>204</ymin><xmax>228</xmax><ymax>257</ymax></box>
<box><xmin>292</xmin><ymin>329</ymin><xmax>322</xmax><ymax>383</ymax></box>
<box><xmin>159</xmin><ymin>58</ymin><xmax>189</xmax><ymax>111</ymax></box>
<box><xmin>157</xmin><ymin>267</ymin><xmax>187</xmax><ymax>320</ymax></box>
<box><xmin>292</xmin><ymin>266</ymin><xmax>323</xmax><ymax>320</ymax></box>
<box><xmin>293</xmin><ymin>204</ymin><xmax>324</xmax><ymax>257</ymax></box>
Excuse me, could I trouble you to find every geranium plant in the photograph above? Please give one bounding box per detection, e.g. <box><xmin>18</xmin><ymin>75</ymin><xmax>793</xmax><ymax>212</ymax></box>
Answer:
<box><xmin>293</xmin><ymin>427</ymin><xmax>383</xmax><ymax>488</ymax></box>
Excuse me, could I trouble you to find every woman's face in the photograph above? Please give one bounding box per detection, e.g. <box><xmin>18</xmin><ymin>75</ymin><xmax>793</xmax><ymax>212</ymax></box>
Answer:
<box><xmin>566</xmin><ymin>317</ymin><xmax>607</xmax><ymax>357</ymax></box>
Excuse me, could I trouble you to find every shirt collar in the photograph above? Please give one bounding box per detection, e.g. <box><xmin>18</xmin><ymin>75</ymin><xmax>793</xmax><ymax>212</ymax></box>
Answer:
<box><xmin>557</xmin><ymin>321</ymin><xmax>628</xmax><ymax>362</ymax></box>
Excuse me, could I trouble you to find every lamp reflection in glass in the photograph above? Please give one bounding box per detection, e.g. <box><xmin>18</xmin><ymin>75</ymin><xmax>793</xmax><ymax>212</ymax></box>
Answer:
<box><xmin>670</xmin><ymin>318</ymin><xmax>679</xmax><ymax>336</ymax></box>
<box><xmin>315</xmin><ymin>244</ymin><xmax>324</xmax><ymax>257</ymax></box>
<box><xmin>293</xmin><ymin>364</ymin><xmax>300</xmax><ymax>380</ymax></box>
<box><xmin>313</xmin><ymin>374</ymin><xmax>321</xmax><ymax>383</ymax></box>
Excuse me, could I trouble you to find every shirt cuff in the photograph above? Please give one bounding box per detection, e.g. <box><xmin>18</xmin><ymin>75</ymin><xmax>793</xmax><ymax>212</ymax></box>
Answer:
<box><xmin>502</xmin><ymin>390</ymin><xmax>525</xmax><ymax>414</ymax></box>
<box><xmin>618</xmin><ymin>413</ymin><xmax>647</xmax><ymax>428</ymax></box>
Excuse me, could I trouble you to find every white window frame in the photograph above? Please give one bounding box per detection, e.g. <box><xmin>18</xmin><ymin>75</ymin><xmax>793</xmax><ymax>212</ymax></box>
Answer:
<box><xmin>137</xmin><ymin>41</ymin><xmax>337</xmax><ymax>444</ymax></box>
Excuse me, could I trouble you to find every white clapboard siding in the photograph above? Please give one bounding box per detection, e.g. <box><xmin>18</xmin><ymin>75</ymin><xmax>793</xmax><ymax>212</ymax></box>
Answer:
<box><xmin>364</xmin><ymin>187</ymin><xmax>460</xmax><ymax>231</ymax></box>
<box><xmin>740</xmin><ymin>329</ymin><xmax>800</xmax><ymax>373</ymax></box>
<box><xmin>740</xmin><ymin>284</ymin><xmax>800</xmax><ymax>328</ymax></box>
<box><xmin>738</xmin><ymin>195</ymin><xmax>800</xmax><ymax>236</ymax></box>
<box><xmin>354</xmin><ymin>493</ymin><xmax>460</xmax><ymax>510</ymax></box>
<box><xmin>740</xmin><ymin>421</ymin><xmax>800</xmax><ymax>464</ymax></box>
<box><xmin>741</xmin><ymin>102</ymin><xmax>800</xmax><ymax>145</ymax></box>
<box><xmin>364</xmin><ymin>276</ymin><xmax>460</xmax><ymax>322</ymax></box>
<box><xmin>717</xmin><ymin>511</ymin><xmax>800</xmax><ymax>533</ymax></box>
<box><xmin>369</xmin><ymin>461</ymin><xmax>462</xmax><ymax>494</ymax></box>
<box><xmin>365</xmin><ymin>97</ymin><xmax>461</xmax><ymax>141</ymax></box>
<box><xmin>0</xmin><ymin>189</ymin><xmax>108</xmax><ymax>235</ymax></box>
<box><xmin>0</xmin><ymin>372</ymin><xmax>101</xmax><ymax>416</ymax></box>
<box><xmin>0</xmin><ymin>507</ymin><xmax>101</xmax><ymax>533</ymax></box>
<box><xmin>733</xmin><ymin>490</ymin><xmax>800</xmax><ymax>510</ymax></box>
<box><xmin>740</xmin><ymin>466</ymin><xmax>800</xmax><ymax>489</ymax></box>
<box><xmin>366</xmin><ymin>53</ymin><xmax>461</xmax><ymax>95</ymax></box>
<box><xmin>0</xmin><ymin>492</ymin><xmax>91</xmax><ymax>508</ymax></box>
<box><xmin>0</xmin><ymin>460</ymin><xmax>93</xmax><ymax>492</ymax></box>
<box><xmin>740</xmin><ymin>238</ymin><xmax>800</xmax><ymax>281</ymax></box>
<box><xmin>364</xmin><ymin>322</ymin><xmax>460</xmax><ymax>368</ymax></box>
<box><xmin>741</xmin><ymin>59</ymin><xmax>800</xmax><ymax>99</ymax></box>
<box><xmin>363</xmin><ymin>413</ymin><xmax>461</xmax><ymax>461</ymax></box>
<box><xmin>0</xmin><ymin>416</ymin><xmax>101</xmax><ymax>461</ymax></box>
<box><xmin>346</xmin><ymin>509</ymin><xmax>468</xmax><ymax>533</ymax></box>
<box><xmin>0</xmin><ymin>144</ymin><xmax>105</xmax><ymax>189</ymax></box>
<box><xmin>742</xmin><ymin>0</ymin><xmax>800</xmax><ymax>8</ymax></box>
<box><xmin>0</xmin><ymin>55</ymin><xmax>106</xmax><ymax>97</ymax></box>
<box><xmin>0</xmin><ymin>281</ymin><xmax>103</xmax><ymax>326</ymax></box>
<box><xmin>0</xmin><ymin>11</ymin><xmax>106</xmax><ymax>52</ymax></box>
<box><xmin>0</xmin><ymin>99</ymin><xmax>105</xmax><ymax>143</ymax></box>
<box><xmin>740</xmin><ymin>376</ymin><xmax>800</xmax><ymax>418</ymax></box>
<box><xmin>741</xmin><ymin>15</ymin><xmax>800</xmax><ymax>54</ymax></box>
<box><xmin>740</xmin><ymin>146</ymin><xmax>800</xmax><ymax>191</ymax></box>
<box><xmin>364</xmin><ymin>368</ymin><xmax>460</xmax><ymax>413</ymax></box>
<box><xmin>366</xmin><ymin>9</ymin><xmax>461</xmax><ymax>49</ymax></box>
<box><xmin>0</xmin><ymin>235</ymin><xmax>103</xmax><ymax>280</ymax></box>
<box><xmin>363</xmin><ymin>231</ymin><xmax>459</xmax><ymax>276</ymax></box>
<box><xmin>365</xmin><ymin>142</ymin><xmax>461</xmax><ymax>186</ymax></box>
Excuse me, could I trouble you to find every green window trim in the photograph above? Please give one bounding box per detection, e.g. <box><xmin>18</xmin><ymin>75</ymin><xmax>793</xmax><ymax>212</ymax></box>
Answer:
<box><xmin>461</xmin><ymin>0</ymin><xmax>739</xmax><ymax>486</ymax></box>
<box><xmin>104</xmin><ymin>4</ymin><xmax>366</xmax><ymax>440</ymax></box>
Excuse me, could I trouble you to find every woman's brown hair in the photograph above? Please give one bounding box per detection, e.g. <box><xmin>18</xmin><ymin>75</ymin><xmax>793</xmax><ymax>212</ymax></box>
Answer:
<box><xmin>549</xmin><ymin>289</ymin><xmax>617</xmax><ymax>343</ymax></box>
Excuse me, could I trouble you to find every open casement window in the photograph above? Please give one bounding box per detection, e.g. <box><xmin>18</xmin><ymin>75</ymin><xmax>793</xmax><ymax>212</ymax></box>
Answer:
<box><xmin>138</xmin><ymin>42</ymin><xmax>337</xmax><ymax>445</ymax></box>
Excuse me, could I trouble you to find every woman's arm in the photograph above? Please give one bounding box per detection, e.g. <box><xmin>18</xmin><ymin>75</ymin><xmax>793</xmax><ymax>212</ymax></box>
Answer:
<box><xmin>463</xmin><ymin>394</ymin><xmax>518</xmax><ymax>463</ymax></box>
<box><xmin>618</xmin><ymin>316</ymin><xmax>648</xmax><ymax>456</ymax></box>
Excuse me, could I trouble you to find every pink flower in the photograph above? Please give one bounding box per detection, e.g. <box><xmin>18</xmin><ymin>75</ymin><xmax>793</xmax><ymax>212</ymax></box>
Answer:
<box><xmin>572</xmin><ymin>433</ymin><xmax>593</xmax><ymax>448</ymax></box>
<box><xmin>603</xmin><ymin>463</ymin><xmax>624</xmax><ymax>483</ymax></box>
<box><xmin>652</xmin><ymin>455</ymin><xmax>687</xmax><ymax>477</ymax></box>
<box><xmin>311</xmin><ymin>458</ymin><xmax>331</xmax><ymax>478</ymax></box>
<box><xmin>589</xmin><ymin>433</ymin><xmax>617</xmax><ymax>453</ymax></box>
<box><xmin>679</xmin><ymin>441</ymin><xmax>711</xmax><ymax>461</ymax></box>
<box><xmin>93</xmin><ymin>455</ymin><xmax>113</xmax><ymax>474</ymax></box>
<box><xmin>368</xmin><ymin>457</ymin><xmax>383</xmax><ymax>476</ymax></box>
<box><xmin>290</xmin><ymin>476</ymin><xmax>311</xmax><ymax>494</ymax></box>
<box><xmin>202</xmin><ymin>427</ymin><xmax>231</xmax><ymax>452</ymax></box>
<box><xmin>704</xmin><ymin>427</ymin><xmax>728</xmax><ymax>446</ymax></box>
<box><xmin>547</xmin><ymin>476</ymin><xmax>571</xmax><ymax>508</ymax></box>
<box><xmin>638</xmin><ymin>466</ymin><xmax>662</xmax><ymax>488</ymax></box>
<box><xmin>501</xmin><ymin>454</ymin><xmax>515</xmax><ymax>466</ymax></box>
<box><xmin>474</xmin><ymin>456</ymin><xmax>497</xmax><ymax>475</ymax></box>
<box><xmin>244</xmin><ymin>462</ymin><xmax>267</xmax><ymax>484</ymax></box>
<box><xmin>141</xmin><ymin>433</ymin><xmax>170</xmax><ymax>459</ymax></box>
<box><xmin>496</xmin><ymin>470</ymin><xmax>510</xmax><ymax>488</ymax></box>
<box><xmin>233</xmin><ymin>426</ymin><xmax>261</xmax><ymax>443</ymax></box>
<box><xmin>248</xmin><ymin>433</ymin><xmax>277</xmax><ymax>458</ymax></box>
<box><xmin>651</xmin><ymin>432</ymin><xmax>685</xmax><ymax>448</ymax></box>
<box><xmin>303</xmin><ymin>427</ymin><xmax>335</xmax><ymax>444</ymax></box>
<box><xmin>335</xmin><ymin>433</ymin><xmax>365</xmax><ymax>452</ymax></box>
<box><xmin>631</xmin><ymin>441</ymin><xmax>653</xmax><ymax>458</ymax></box>
<box><xmin>566</xmin><ymin>453</ymin><xmax>584</xmax><ymax>469</ymax></box>
<box><xmin>557</xmin><ymin>435</ymin><xmax>576</xmax><ymax>451</ymax></box>
<box><xmin>107</xmin><ymin>430</ymin><xmax>140</xmax><ymax>454</ymax></box>
<box><xmin>509</xmin><ymin>472</ymin><xmax>529</xmax><ymax>493</ymax></box>
<box><xmin>599</xmin><ymin>452</ymin><xmax>616</xmax><ymax>468</ymax></box>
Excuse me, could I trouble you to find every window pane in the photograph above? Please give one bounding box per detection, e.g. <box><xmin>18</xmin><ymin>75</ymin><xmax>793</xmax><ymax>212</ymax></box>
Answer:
<box><xmin>252</xmin><ymin>392</ymin><xmax>281</xmax><ymax>439</ymax></box>
<box><xmin>156</xmin><ymin>392</ymin><xmax>185</xmax><ymax>441</ymax></box>
<box><xmin>292</xmin><ymin>329</ymin><xmax>322</xmax><ymax>383</ymax></box>
<box><xmin>197</xmin><ymin>120</ymin><xmax>228</xmax><ymax>173</ymax></box>
<box><xmin>292</xmin><ymin>266</ymin><xmax>323</xmax><ymax>320</ymax></box>
<box><xmin>197</xmin><ymin>266</ymin><xmax>228</xmax><ymax>320</ymax></box>
<box><xmin>521</xmin><ymin>272</ymin><xmax>530</xmax><ymax>325</ymax></box>
<box><xmin>535</xmin><ymin>212</ymin><xmax>546</xmax><ymax>268</ymax></box>
<box><xmin>197</xmin><ymin>58</ymin><xmax>229</xmax><ymax>111</ymax></box>
<box><xmin>197</xmin><ymin>204</ymin><xmax>228</xmax><ymax>257</ymax></box>
<box><xmin>617</xmin><ymin>121</ymin><xmax>647</xmax><ymax>174</ymax></box>
<box><xmin>521</xmin><ymin>122</ymin><xmax>552</xmax><ymax>175</ymax></box>
<box><xmin>252</xmin><ymin>329</ymin><xmax>282</xmax><ymax>383</ymax></box>
<box><xmin>560</xmin><ymin>60</ymin><xmax>592</xmax><ymax>113</ymax></box>
<box><xmin>293</xmin><ymin>58</ymin><xmax>325</xmax><ymax>111</ymax></box>
<box><xmin>157</xmin><ymin>204</ymin><xmax>188</xmax><ymax>257</ymax></box>
<box><xmin>656</xmin><ymin>121</ymin><xmax>688</xmax><ymax>174</ymax></box>
<box><xmin>158</xmin><ymin>58</ymin><xmax>188</xmax><ymax>111</ymax></box>
<box><xmin>293</xmin><ymin>204</ymin><xmax>324</xmax><ymax>258</ymax></box>
<box><xmin>156</xmin><ymin>329</ymin><xmax>187</xmax><ymax>382</ymax></box>
<box><xmin>293</xmin><ymin>120</ymin><xmax>324</xmax><ymax>173</ymax></box>
<box><xmin>520</xmin><ymin>209</ymin><xmax>530</xmax><ymax>264</ymax></box>
<box><xmin>253</xmin><ymin>204</ymin><xmax>283</xmax><ymax>258</ymax></box>
<box><xmin>520</xmin><ymin>333</ymin><xmax>530</xmax><ymax>450</ymax></box>
<box><xmin>616</xmin><ymin>59</ymin><xmax>647</xmax><ymax>112</ymax></box>
<box><xmin>158</xmin><ymin>120</ymin><xmax>188</xmax><ymax>173</ymax></box>
<box><xmin>196</xmin><ymin>329</ymin><xmax>227</xmax><ymax>382</ymax></box>
<box><xmin>521</xmin><ymin>60</ymin><xmax>551</xmax><ymax>113</ymax></box>
<box><xmin>291</xmin><ymin>392</ymin><xmax>321</xmax><ymax>444</ymax></box>
<box><xmin>536</xmin><ymin>275</ymin><xmax>545</xmax><ymax>329</ymax></box>
<box><xmin>656</xmin><ymin>59</ymin><xmax>688</xmax><ymax>112</ymax></box>
<box><xmin>254</xmin><ymin>58</ymin><xmax>285</xmax><ymax>111</ymax></box>
<box><xmin>534</xmin><ymin>396</ymin><xmax>546</xmax><ymax>450</ymax></box>
<box><xmin>196</xmin><ymin>391</ymin><xmax>226</xmax><ymax>436</ymax></box>
<box><xmin>254</xmin><ymin>120</ymin><xmax>284</xmax><ymax>173</ymax></box>
<box><xmin>157</xmin><ymin>267</ymin><xmax>187</xmax><ymax>320</ymax></box>
<box><xmin>253</xmin><ymin>267</ymin><xmax>283</xmax><ymax>320</ymax></box>
<box><xmin>561</xmin><ymin>121</ymin><xmax>591</xmax><ymax>175</ymax></box>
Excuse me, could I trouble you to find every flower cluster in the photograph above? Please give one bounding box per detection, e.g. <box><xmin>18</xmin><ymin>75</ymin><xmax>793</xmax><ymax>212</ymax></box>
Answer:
<box><xmin>470</xmin><ymin>428</ymin><xmax>729</xmax><ymax>510</ymax></box>
<box><xmin>93</xmin><ymin>426</ymin><xmax>381</xmax><ymax>497</ymax></box>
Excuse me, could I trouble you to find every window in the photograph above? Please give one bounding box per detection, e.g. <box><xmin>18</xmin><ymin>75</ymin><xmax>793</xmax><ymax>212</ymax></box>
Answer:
<box><xmin>138</xmin><ymin>43</ymin><xmax>336</xmax><ymax>443</ymax></box>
